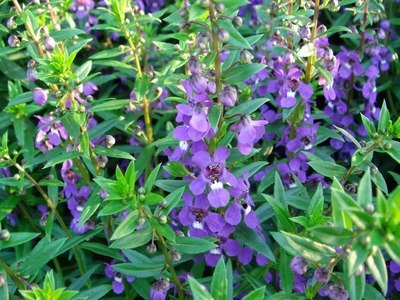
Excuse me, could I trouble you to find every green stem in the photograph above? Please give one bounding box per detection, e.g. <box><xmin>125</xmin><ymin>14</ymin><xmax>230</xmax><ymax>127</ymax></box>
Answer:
<box><xmin>141</xmin><ymin>209</ymin><xmax>184</xmax><ymax>300</ymax></box>
<box><xmin>209</xmin><ymin>4</ymin><xmax>222</xmax><ymax>103</ymax></box>
<box><xmin>0</xmin><ymin>259</ymin><xmax>25</xmax><ymax>290</ymax></box>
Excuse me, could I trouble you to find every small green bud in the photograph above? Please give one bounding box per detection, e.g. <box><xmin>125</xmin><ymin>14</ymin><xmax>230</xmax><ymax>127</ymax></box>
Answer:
<box><xmin>138</xmin><ymin>194</ymin><xmax>146</xmax><ymax>202</ymax></box>
<box><xmin>178</xmin><ymin>7</ymin><xmax>189</xmax><ymax>19</ymax></box>
<box><xmin>172</xmin><ymin>250</ymin><xmax>181</xmax><ymax>262</ymax></box>
<box><xmin>364</xmin><ymin>203</ymin><xmax>375</xmax><ymax>214</ymax></box>
<box><xmin>372</xmin><ymin>132</ymin><xmax>380</xmax><ymax>140</ymax></box>
<box><xmin>105</xmin><ymin>135</ymin><xmax>116</xmax><ymax>148</ymax></box>
<box><xmin>86</xmin><ymin>95</ymin><xmax>94</xmax><ymax>102</ymax></box>
<box><xmin>232</xmin><ymin>16</ymin><xmax>243</xmax><ymax>28</ymax></box>
<box><xmin>215</xmin><ymin>3</ymin><xmax>225</xmax><ymax>14</ymax></box>
<box><xmin>78</xmin><ymin>105</ymin><xmax>86</xmax><ymax>113</ymax></box>
<box><xmin>370</xmin><ymin>166</ymin><xmax>378</xmax><ymax>174</ymax></box>
<box><xmin>138</xmin><ymin>217</ymin><xmax>146</xmax><ymax>225</ymax></box>
<box><xmin>359</xmin><ymin>140</ymin><xmax>366</xmax><ymax>148</ymax></box>
<box><xmin>138</xmin><ymin>187</ymin><xmax>146</xmax><ymax>195</ymax></box>
<box><xmin>55</xmin><ymin>91</ymin><xmax>63</xmax><ymax>99</ymax></box>
<box><xmin>158</xmin><ymin>215</ymin><xmax>168</xmax><ymax>224</ymax></box>
<box><xmin>0</xmin><ymin>229</ymin><xmax>10</xmax><ymax>242</ymax></box>
<box><xmin>199</xmin><ymin>0</ymin><xmax>210</xmax><ymax>8</ymax></box>
<box><xmin>383</xmin><ymin>141</ymin><xmax>392</xmax><ymax>150</ymax></box>
<box><xmin>12</xmin><ymin>150</ymin><xmax>18</xmax><ymax>156</ymax></box>
<box><xmin>159</xmin><ymin>200</ymin><xmax>168</xmax><ymax>209</ymax></box>
<box><xmin>13</xmin><ymin>174</ymin><xmax>20</xmax><ymax>180</ymax></box>
<box><xmin>360</xmin><ymin>235</ymin><xmax>371</xmax><ymax>247</ymax></box>
<box><xmin>217</xmin><ymin>29</ymin><xmax>230</xmax><ymax>43</ymax></box>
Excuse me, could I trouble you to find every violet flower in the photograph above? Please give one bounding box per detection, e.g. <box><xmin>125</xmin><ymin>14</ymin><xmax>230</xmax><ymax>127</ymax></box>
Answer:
<box><xmin>286</xmin><ymin>123</ymin><xmax>319</xmax><ymax>153</ymax></box>
<box><xmin>337</xmin><ymin>46</ymin><xmax>364</xmax><ymax>79</ymax></box>
<box><xmin>70</xmin><ymin>0</ymin><xmax>95</xmax><ymax>19</ymax></box>
<box><xmin>189</xmin><ymin>146</ymin><xmax>237</xmax><ymax>208</ymax></box>
<box><xmin>231</xmin><ymin>115</ymin><xmax>269</xmax><ymax>155</ymax></box>
<box><xmin>104</xmin><ymin>260</ymin><xmax>135</xmax><ymax>294</ymax></box>
<box><xmin>277</xmin><ymin>157</ymin><xmax>307</xmax><ymax>188</ymax></box>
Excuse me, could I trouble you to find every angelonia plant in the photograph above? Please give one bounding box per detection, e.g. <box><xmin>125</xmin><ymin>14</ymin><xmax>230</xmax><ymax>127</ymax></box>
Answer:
<box><xmin>0</xmin><ymin>0</ymin><xmax>400</xmax><ymax>299</ymax></box>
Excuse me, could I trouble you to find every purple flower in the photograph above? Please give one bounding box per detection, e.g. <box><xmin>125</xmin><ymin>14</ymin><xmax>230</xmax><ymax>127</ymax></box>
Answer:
<box><xmin>104</xmin><ymin>260</ymin><xmax>135</xmax><ymax>294</ymax></box>
<box><xmin>371</xmin><ymin>46</ymin><xmax>392</xmax><ymax>72</ymax></box>
<box><xmin>189</xmin><ymin>146</ymin><xmax>237</xmax><ymax>208</ymax></box>
<box><xmin>178</xmin><ymin>193</ymin><xmax>225</xmax><ymax>237</ymax></box>
<box><xmin>290</xmin><ymin>256</ymin><xmax>308</xmax><ymax>275</ymax></box>
<box><xmin>277</xmin><ymin>157</ymin><xmax>307</xmax><ymax>188</ymax></box>
<box><xmin>314</xmin><ymin>267</ymin><xmax>331</xmax><ymax>283</ymax></box>
<box><xmin>70</xmin><ymin>218</ymin><xmax>95</xmax><ymax>234</ymax></box>
<box><xmin>204</xmin><ymin>224</ymin><xmax>240</xmax><ymax>267</ymax></box>
<box><xmin>150</xmin><ymin>278</ymin><xmax>170</xmax><ymax>300</ymax></box>
<box><xmin>238</xmin><ymin>246</ymin><xmax>253</xmax><ymax>265</ymax></box>
<box><xmin>189</xmin><ymin>75</ymin><xmax>208</xmax><ymax>94</ymax></box>
<box><xmin>321</xmin><ymin>284</ymin><xmax>349</xmax><ymax>300</ymax></box>
<box><xmin>287</xmin><ymin>123</ymin><xmax>319</xmax><ymax>152</ymax></box>
<box><xmin>337</xmin><ymin>46</ymin><xmax>363</xmax><ymax>79</ymax></box>
<box><xmin>83</xmin><ymin>81</ymin><xmax>98</xmax><ymax>95</ymax></box>
<box><xmin>390</xmin><ymin>260</ymin><xmax>400</xmax><ymax>273</ymax></box>
<box><xmin>188</xmin><ymin>56</ymin><xmax>203</xmax><ymax>75</ymax></box>
<box><xmin>27</xmin><ymin>67</ymin><xmax>37</xmax><ymax>82</ymax></box>
<box><xmin>231</xmin><ymin>115</ymin><xmax>269</xmax><ymax>155</ymax></box>
<box><xmin>70</xmin><ymin>0</ymin><xmax>95</xmax><ymax>19</ymax></box>
<box><xmin>219</xmin><ymin>86</ymin><xmax>237</xmax><ymax>107</ymax></box>
<box><xmin>34</xmin><ymin>115</ymin><xmax>68</xmax><ymax>152</ymax></box>
<box><xmin>67</xmin><ymin>186</ymin><xmax>91</xmax><ymax>218</ymax></box>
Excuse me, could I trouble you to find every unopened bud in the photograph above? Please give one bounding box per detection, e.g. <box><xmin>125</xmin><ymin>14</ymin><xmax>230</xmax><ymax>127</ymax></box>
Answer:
<box><xmin>13</xmin><ymin>174</ymin><xmax>20</xmax><ymax>180</ymax></box>
<box><xmin>173</xmin><ymin>44</ymin><xmax>182</xmax><ymax>51</ymax></box>
<box><xmin>219</xmin><ymin>86</ymin><xmax>237</xmax><ymax>107</ymax></box>
<box><xmin>240</xmin><ymin>50</ymin><xmax>254</xmax><ymax>64</ymax></box>
<box><xmin>179</xmin><ymin>21</ymin><xmax>191</xmax><ymax>32</ymax></box>
<box><xmin>44</xmin><ymin>36</ymin><xmax>56</xmax><ymax>51</ymax></box>
<box><xmin>27</xmin><ymin>67</ymin><xmax>38</xmax><ymax>82</ymax></box>
<box><xmin>147</xmin><ymin>243</ymin><xmax>157</xmax><ymax>254</ymax></box>
<box><xmin>383</xmin><ymin>141</ymin><xmax>392</xmax><ymax>150</ymax></box>
<box><xmin>215</xmin><ymin>3</ymin><xmax>225</xmax><ymax>14</ymax></box>
<box><xmin>78</xmin><ymin>105</ymin><xmax>86</xmax><ymax>113</ymax></box>
<box><xmin>7</xmin><ymin>17</ymin><xmax>17</xmax><ymax>29</ymax></box>
<box><xmin>314</xmin><ymin>267</ymin><xmax>331</xmax><ymax>283</ymax></box>
<box><xmin>159</xmin><ymin>200</ymin><xmax>168</xmax><ymax>209</ymax></box>
<box><xmin>8</xmin><ymin>35</ymin><xmax>20</xmax><ymax>48</ymax></box>
<box><xmin>189</xmin><ymin>74</ymin><xmax>208</xmax><ymax>94</ymax></box>
<box><xmin>372</xmin><ymin>132</ymin><xmax>379</xmax><ymax>140</ymax></box>
<box><xmin>364</xmin><ymin>203</ymin><xmax>375</xmax><ymax>214</ymax></box>
<box><xmin>39</xmin><ymin>26</ymin><xmax>49</xmax><ymax>36</ymax></box>
<box><xmin>360</xmin><ymin>235</ymin><xmax>371</xmax><ymax>247</ymax></box>
<box><xmin>86</xmin><ymin>110</ymin><xmax>94</xmax><ymax>119</ymax></box>
<box><xmin>199</xmin><ymin>0</ymin><xmax>210</xmax><ymax>8</ymax></box>
<box><xmin>194</xmin><ymin>32</ymin><xmax>210</xmax><ymax>50</ymax></box>
<box><xmin>138</xmin><ymin>194</ymin><xmax>146</xmax><ymax>202</ymax></box>
<box><xmin>217</xmin><ymin>29</ymin><xmax>230</xmax><ymax>43</ymax></box>
<box><xmin>344</xmin><ymin>184</ymin><xmax>356</xmax><ymax>194</ymax></box>
<box><xmin>232</xmin><ymin>16</ymin><xmax>243</xmax><ymax>28</ymax></box>
<box><xmin>0</xmin><ymin>274</ymin><xmax>5</xmax><ymax>287</ymax></box>
<box><xmin>138</xmin><ymin>187</ymin><xmax>146</xmax><ymax>195</ymax></box>
<box><xmin>178</xmin><ymin>7</ymin><xmax>189</xmax><ymax>19</ymax></box>
<box><xmin>32</xmin><ymin>88</ymin><xmax>49</xmax><ymax>106</ymax></box>
<box><xmin>158</xmin><ymin>215</ymin><xmax>168</xmax><ymax>224</ymax></box>
<box><xmin>138</xmin><ymin>217</ymin><xmax>146</xmax><ymax>225</ymax></box>
<box><xmin>175</xmin><ymin>230</ymin><xmax>185</xmax><ymax>237</ymax></box>
<box><xmin>0</xmin><ymin>229</ymin><xmax>10</xmax><ymax>242</ymax></box>
<box><xmin>104</xmin><ymin>135</ymin><xmax>116</xmax><ymax>148</ymax></box>
<box><xmin>188</xmin><ymin>56</ymin><xmax>203</xmax><ymax>75</ymax></box>
<box><xmin>12</xmin><ymin>150</ymin><xmax>18</xmax><ymax>156</ymax></box>
<box><xmin>172</xmin><ymin>250</ymin><xmax>181</xmax><ymax>262</ymax></box>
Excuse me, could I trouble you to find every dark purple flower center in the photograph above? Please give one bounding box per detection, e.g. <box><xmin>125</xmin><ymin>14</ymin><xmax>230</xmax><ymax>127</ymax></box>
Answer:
<box><xmin>204</xmin><ymin>163</ymin><xmax>223</xmax><ymax>182</ymax></box>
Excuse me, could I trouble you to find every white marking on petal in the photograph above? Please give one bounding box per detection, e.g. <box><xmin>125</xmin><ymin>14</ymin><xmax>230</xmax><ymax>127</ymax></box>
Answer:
<box><xmin>210</xmin><ymin>248</ymin><xmax>221</xmax><ymax>254</ymax></box>
<box><xmin>287</xmin><ymin>90</ymin><xmax>296</xmax><ymax>98</ymax></box>
<box><xmin>179</xmin><ymin>141</ymin><xmax>189</xmax><ymax>151</ymax></box>
<box><xmin>304</xmin><ymin>144</ymin><xmax>312</xmax><ymax>150</ymax></box>
<box><xmin>372</xmin><ymin>87</ymin><xmax>377</xmax><ymax>93</ymax></box>
<box><xmin>114</xmin><ymin>275</ymin><xmax>122</xmax><ymax>283</ymax></box>
<box><xmin>289</xmin><ymin>182</ymin><xmax>297</xmax><ymax>189</ymax></box>
<box><xmin>328</xmin><ymin>102</ymin><xmax>334</xmax><ymax>109</ymax></box>
<box><xmin>77</xmin><ymin>205</ymin><xmax>84</xmax><ymax>212</ymax></box>
<box><xmin>193</xmin><ymin>221</ymin><xmax>204</xmax><ymax>230</ymax></box>
<box><xmin>244</xmin><ymin>205</ymin><xmax>251</xmax><ymax>216</ymax></box>
<box><xmin>210</xmin><ymin>182</ymin><xmax>223</xmax><ymax>190</ymax></box>
<box><xmin>381</xmin><ymin>60</ymin><xmax>387</xmax><ymax>65</ymax></box>
<box><xmin>344</xmin><ymin>62</ymin><xmax>352</xmax><ymax>69</ymax></box>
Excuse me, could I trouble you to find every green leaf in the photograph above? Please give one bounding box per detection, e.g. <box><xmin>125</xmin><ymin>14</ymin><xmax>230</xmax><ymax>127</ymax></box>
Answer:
<box><xmin>366</xmin><ymin>248</ymin><xmax>387</xmax><ymax>295</ymax></box>
<box><xmin>357</xmin><ymin>168</ymin><xmax>372</xmax><ymax>207</ymax></box>
<box><xmin>75</xmin><ymin>60</ymin><xmax>92</xmax><ymax>81</ymax></box>
<box><xmin>163</xmin><ymin>161</ymin><xmax>190</xmax><ymax>177</ymax></box>
<box><xmin>242</xmin><ymin>286</ymin><xmax>265</xmax><ymax>300</ymax></box>
<box><xmin>94</xmin><ymin>146</ymin><xmax>135</xmax><ymax>160</ymax></box>
<box><xmin>262</xmin><ymin>194</ymin><xmax>296</xmax><ymax>233</ymax></box>
<box><xmin>89</xmin><ymin>47</ymin><xmax>130</xmax><ymax>59</ymax></box>
<box><xmin>0</xmin><ymin>265</ymin><xmax>8</xmax><ymax>300</ymax></box>
<box><xmin>225</xmin><ymin>98</ymin><xmax>269</xmax><ymax>117</ymax></box>
<box><xmin>308</xmin><ymin>226</ymin><xmax>354</xmax><ymax>246</ymax></box>
<box><xmin>318</xmin><ymin>25</ymin><xmax>352</xmax><ymax>37</ymax></box>
<box><xmin>0</xmin><ymin>232</ymin><xmax>40</xmax><ymax>250</ymax></box>
<box><xmin>8</xmin><ymin>92</ymin><xmax>32</xmax><ymax>106</ymax></box>
<box><xmin>279</xmin><ymin>231</ymin><xmax>336</xmax><ymax>263</ymax></box>
<box><xmin>334</xmin><ymin>125</ymin><xmax>361</xmax><ymax>149</ymax></box>
<box><xmin>51</xmin><ymin>28</ymin><xmax>85</xmax><ymax>41</ymax></box>
<box><xmin>163</xmin><ymin>187</ymin><xmax>185</xmax><ymax>215</ymax></box>
<box><xmin>279</xmin><ymin>248</ymin><xmax>294</xmax><ymax>294</ymax></box>
<box><xmin>89</xmin><ymin>99</ymin><xmax>132</xmax><ymax>112</ymax></box>
<box><xmin>109</xmin><ymin>228</ymin><xmax>152</xmax><ymax>249</ymax></box>
<box><xmin>143</xmin><ymin>193</ymin><xmax>164</xmax><ymax>205</ymax></box>
<box><xmin>235</xmin><ymin>223</ymin><xmax>275</xmax><ymax>261</ymax></box>
<box><xmin>20</xmin><ymin>237</ymin><xmax>67</xmax><ymax>276</ymax></box>
<box><xmin>346</xmin><ymin>242</ymin><xmax>370</xmax><ymax>276</ymax></box>
<box><xmin>214</xmin><ymin>0</ymin><xmax>249</xmax><ymax>9</ymax></box>
<box><xmin>274</xmin><ymin>171</ymin><xmax>287</xmax><ymax>208</ymax></box>
<box><xmin>73</xmin><ymin>285</ymin><xmax>113</xmax><ymax>300</ymax></box>
<box><xmin>68</xmin><ymin>264</ymin><xmax>100</xmax><ymax>291</ymax></box>
<box><xmin>149</xmin><ymin>218</ymin><xmax>176</xmax><ymax>242</ymax></box>
<box><xmin>363</xmin><ymin>284</ymin><xmax>386</xmax><ymax>300</ymax></box>
<box><xmin>42</xmin><ymin>151</ymin><xmax>81</xmax><ymax>168</ymax></box>
<box><xmin>112</xmin><ymin>261</ymin><xmax>165</xmax><ymax>278</ymax></box>
<box><xmin>342</xmin><ymin>264</ymin><xmax>365</xmax><ymax>300</ymax></box>
<box><xmin>222</xmin><ymin>65</ymin><xmax>267</xmax><ymax>85</ymax></box>
<box><xmin>170</xmin><ymin>236</ymin><xmax>217</xmax><ymax>254</ymax></box>
<box><xmin>307</xmin><ymin>160</ymin><xmax>347</xmax><ymax>179</ymax></box>
<box><xmin>188</xmin><ymin>276</ymin><xmax>213</xmax><ymax>300</ymax></box>
<box><xmin>144</xmin><ymin>163</ymin><xmax>162</xmax><ymax>193</ymax></box>
<box><xmin>111</xmin><ymin>210</ymin><xmax>139</xmax><ymax>240</ymax></box>
<box><xmin>211</xmin><ymin>258</ymin><xmax>228</xmax><ymax>300</ymax></box>
<box><xmin>154</xmin><ymin>179</ymin><xmax>189</xmax><ymax>192</ymax></box>
<box><xmin>377</xmin><ymin>101</ymin><xmax>391</xmax><ymax>135</ymax></box>
<box><xmin>0</xmin><ymin>196</ymin><xmax>20</xmax><ymax>222</ymax></box>
<box><xmin>216</xmin><ymin>19</ymin><xmax>251</xmax><ymax>50</ymax></box>
<box><xmin>60</xmin><ymin>113</ymin><xmax>82</xmax><ymax>139</ymax></box>
<box><xmin>78</xmin><ymin>186</ymin><xmax>102</xmax><ymax>229</ymax></box>
<box><xmin>80</xmin><ymin>242</ymin><xmax>124</xmax><ymax>261</ymax></box>
<box><xmin>209</xmin><ymin>104</ymin><xmax>223</xmax><ymax>132</ymax></box>
<box><xmin>297</xmin><ymin>42</ymin><xmax>316</xmax><ymax>57</ymax></box>
<box><xmin>134</xmin><ymin>74</ymin><xmax>148</xmax><ymax>101</ymax></box>
<box><xmin>360</xmin><ymin>113</ymin><xmax>376</xmax><ymax>140</ymax></box>
<box><xmin>97</xmin><ymin>201</ymin><xmax>129</xmax><ymax>217</ymax></box>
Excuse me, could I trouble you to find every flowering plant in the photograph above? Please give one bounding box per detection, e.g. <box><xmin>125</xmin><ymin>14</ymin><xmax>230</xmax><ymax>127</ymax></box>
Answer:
<box><xmin>0</xmin><ymin>0</ymin><xmax>400</xmax><ymax>299</ymax></box>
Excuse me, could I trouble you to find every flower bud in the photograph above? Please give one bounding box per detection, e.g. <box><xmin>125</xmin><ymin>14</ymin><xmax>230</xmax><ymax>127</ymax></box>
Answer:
<box><xmin>219</xmin><ymin>86</ymin><xmax>237</xmax><ymax>107</ymax></box>
<box><xmin>179</xmin><ymin>21</ymin><xmax>190</xmax><ymax>32</ymax></box>
<box><xmin>199</xmin><ymin>0</ymin><xmax>210</xmax><ymax>8</ymax></box>
<box><xmin>344</xmin><ymin>184</ymin><xmax>356</xmax><ymax>194</ymax></box>
<box><xmin>376</xmin><ymin>28</ymin><xmax>386</xmax><ymax>40</ymax></box>
<box><xmin>188</xmin><ymin>56</ymin><xmax>203</xmax><ymax>75</ymax></box>
<box><xmin>97</xmin><ymin>155</ymin><xmax>108</xmax><ymax>168</ymax></box>
<box><xmin>44</xmin><ymin>36</ymin><xmax>56</xmax><ymax>51</ymax></box>
<box><xmin>382</xmin><ymin>141</ymin><xmax>392</xmax><ymax>150</ymax></box>
<box><xmin>282</xmin><ymin>52</ymin><xmax>295</xmax><ymax>65</ymax></box>
<box><xmin>178</xmin><ymin>7</ymin><xmax>189</xmax><ymax>19</ymax></box>
<box><xmin>372</xmin><ymin>132</ymin><xmax>380</xmax><ymax>140</ymax></box>
<box><xmin>370</xmin><ymin>166</ymin><xmax>378</xmax><ymax>175</ymax></box>
<box><xmin>360</xmin><ymin>235</ymin><xmax>371</xmax><ymax>247</ymax></box>
<box><xmin>175</xmin><ymin>230</ymin><xmax>185</xmax><ymax>237</ymax></box>
<box><xmin>27</xmin><ymin>67</ymin><xmax>38</xmax><ymax>82</ymax></box>
<box><xmin>138</xmin><ymin>187</ymin><xmax>146</xmax><ymax>195</ymax></box>
<box><xmin>8</xmin><ymin>35</ymin><xmax>20</xmax><ymax>48</ymax></box>
<box><xmin>317</xmin><ymin>25</ymin><xmax>327</xmax><ymax>35</ymax></box>
<box><xmin>232</xmin><ymin>16</ymin><xmax>243</xmax><ymax>28</ymax></box>
<box><xmin>290</xmin><ymin>256</ymin><xmax>308</xmax><ymax>275</ymax></box>
<box><xmin>138</xmin><ymin>217</ymin><xmax>146</xmax><ymax>225</ymax></box>
<box><xmin>364</xmin><ymin>203</ymin><xmax>375</xmax><ymax>214</ymax></box>
<box><xmin>215</xmin><ymin>3</ymin><xmax>225</xmax><ymax>14</ymax></box>
<box><xmin>173</xmin><ymin>44</ymin><xmax>182</xmax><ymax>51</ymax></box>
<box><xmin>314</xmin><ymin>267</ymin><xmax>331</xmax><ymax>283</ymax></box>
<box><xmin>299</xmin><ymin>26</ymin><xmax>311</xmax><ymax>39</ymax></box>
<box><xmin>147</xmin><ymin>243</ymin><xmax>157</xmax><ymax>254</ymax></box>
<box><xmin>194</xmin><ymin>32</ymin><xmax>210</xmax><ymax>50</ymax></box>
<box><xmin>78</xmin><ymin>105</ymin><xmax>86</xmax><ymax>113</ymax></box>
<box><xmin>0</xmin><ymin>229</ymin><xmax>10</xmax><ymax>242</ymax></box>
<box><xmin>240</xmin><ymin>50</ymin><xmax>253</xmax><ymax>64</ymax></box>
<box><xmin>104</xmin><ymin>135</ymin><xmax>116</xmax><ymax>148</ymax></box>
<box><xmin>171</xmin><ymin>250</ymin><xmax>181</xmax><ymax>262</ymax></box>
<box><xmin>217</xmin><ymin>29</ymin><xmax>230</xmax><ymax>43</ymax></box>
<box><xmin>158</xmin><ymin>215</ymin><xmax>168</xmax><ymax>224</ymax></box>
<box><xmin>40</xmin><ymin>26</ymin><xmax>49</xmax><ymax>37</ymax></box>
<box><xmin>205</xmin><ymin>71</ymin><xmax>216</xmax><ymax>94</ymax></box>
<box><xmin>32</xmin><ymin>88</ymin><xmax>49</xmax><ymax>106</ymax></box>
<box><xmin>7</xmin><ymin>17</ymin><xmax>17</xmax><ymax>29</ymax></box>
<box><xmin>380</xmin><ymin>20</ymin><xmax>390</xmax><ymax>30</ymax></box>
<box><xmin>138</xmin><ymin>194</ymin><xmax>146</xmax><ymax>202</ymax></box>
<box><xmin>189</xmin><ymin>74</ymin><xmax>208</xmax><ymax>94</ymax></box>
<box><xmin>159</xmin><ymin>200</ymin><xmax>168</xmax><ymax>209</ymax></box>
